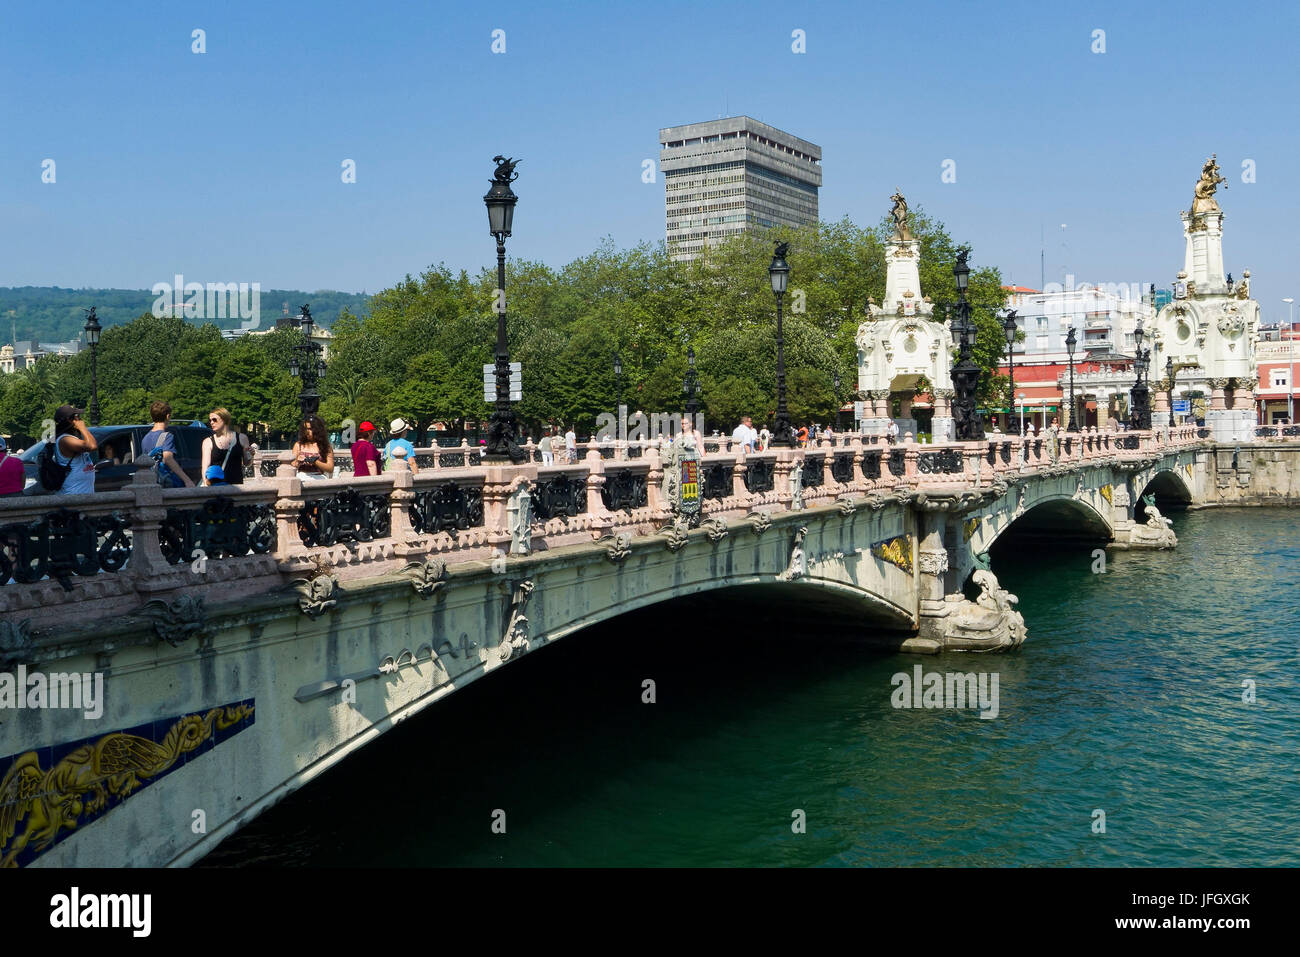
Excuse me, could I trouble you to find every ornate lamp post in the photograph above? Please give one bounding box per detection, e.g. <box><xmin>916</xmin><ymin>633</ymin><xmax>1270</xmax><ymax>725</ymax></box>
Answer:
<box><xmin>483</xmin><ymin>155</ymin><xmax>526</xmax><ymax>463</ymax></box>
<box><xmin>833</xmin><ymin>368</ymin><xmax>841</xmax><ymax>430</ymax></box>
<box><xmin>1129</xmin><ymin>319</ymin><xmax>1152</xmax><ymax>430</ymax></box>
<box><xmin>289</xmin><ymin>304</ymin><xmax>326</xmax><ymax>419</ymax></box>
<box><xmin>1000</xmin><ymin>309</ymin><xmax>1018</xmax><ymax>432</ymax></box>
<box><xmin>949</xmin><ymin>248</ymin><xmax>984</xmax><ymax>440</ymax></box>
<box><xmin>1064</xmin><ymin>324</ymin><xmax>1079</xmax><ymax>432</ymax></box>
<box><xmin>83</xmin><ymin>306</ymin><xmax>102</xmax><ymax>426</ymax></box>
<box><xmin>1166</xmin><ymin>356</ymin><xmax>1176</xmax><ymax>427</ymax></box>
<box><xmin>768</xmin><ymin>242</ymin><xmax>795</xmax><ymax>447</ymax></box>
<box><xmin>683</xmin><ymin>345</ymin><xmax>700</xmax><ymax>416</ymax></box>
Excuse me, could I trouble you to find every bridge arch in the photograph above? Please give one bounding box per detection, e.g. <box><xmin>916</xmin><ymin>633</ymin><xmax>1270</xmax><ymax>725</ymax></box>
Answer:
<box><xmin>987</xmin><ymin>493</ymin><xmax>1114</xmax><ymax>556</ymax></box>
<box><xmin>1136</xmin><ymin>468</ymin><xmax>1194</xmax><ymax>518</ymax></box>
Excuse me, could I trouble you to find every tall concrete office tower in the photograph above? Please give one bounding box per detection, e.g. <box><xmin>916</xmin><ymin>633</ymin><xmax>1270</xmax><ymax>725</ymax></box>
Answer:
<box><xmin>659</xmin><ymin>116</ymin><xmax>821</xmax><ymax>262</ymax></box>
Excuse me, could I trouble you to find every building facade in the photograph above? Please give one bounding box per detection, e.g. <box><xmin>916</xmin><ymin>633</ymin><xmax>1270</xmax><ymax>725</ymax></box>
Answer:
<box><xmin>0</xmin><ymin>338</ymin><xmax>85</xmax><ymax>374</ymax></box>
<box><xmin>659</xmin><ymin>116</ymin><xmax>821</xmax><ymax>262</ymax></box>
<box><xmin>1254</xmin><ymin>330</ymin><xmax>1299</xmax><ymax>424</ymax></box>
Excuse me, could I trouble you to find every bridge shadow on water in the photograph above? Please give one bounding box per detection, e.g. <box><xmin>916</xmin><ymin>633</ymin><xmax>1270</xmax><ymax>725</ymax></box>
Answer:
<box><xmin>199</xmin><ymin>589</ymin><xmax>920</xmax><ymax>868</ymax></box>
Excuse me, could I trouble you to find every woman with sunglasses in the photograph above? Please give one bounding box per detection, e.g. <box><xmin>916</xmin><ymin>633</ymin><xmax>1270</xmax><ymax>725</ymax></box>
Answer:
<box><xmin>200</xmin><ymin>408</ymin><xmax>258</xmax><ymax>486</ymax></box>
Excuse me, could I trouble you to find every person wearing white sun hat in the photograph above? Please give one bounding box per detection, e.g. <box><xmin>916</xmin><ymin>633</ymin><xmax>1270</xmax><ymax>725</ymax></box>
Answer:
<box><xmin>383</xmin><ymin>417</ymin><xmax>419</xmax><ymax>474</ymax></box>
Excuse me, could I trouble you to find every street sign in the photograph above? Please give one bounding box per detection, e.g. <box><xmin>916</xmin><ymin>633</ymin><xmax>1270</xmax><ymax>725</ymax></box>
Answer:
<box><xmin>482</xmin><ymin>362</ymin><xmax>522</xmax><ymax>403</ymax></box>
<box><xmin>1172</xmin><ymin>399</ymin><xmax>1190</xmax><ymax>414</ymax></box>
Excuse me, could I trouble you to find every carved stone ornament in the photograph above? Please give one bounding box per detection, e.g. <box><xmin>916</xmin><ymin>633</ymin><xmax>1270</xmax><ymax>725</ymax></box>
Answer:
<box><xmin>789</xmin><ymin>460</ymin><xmax>804</xmax><ymax>510</ymax></box>
<box><xmin>940</xmin><ymin>569</ymin><xmax>1028</xmax><ymax>651</ymax></box>
<box><xmin>605</xmin><ymin>532</ymin><xmax>633</xmax><ymax>563</ymax></box>
<box><xmin>0</xmin><ymin>619</ymin><xmax>35</xmax><ymax>670</ymax></box>
<box><xmin>403</xmin><ymin>558</ymin><xmax>447</xmax><ymax>599</ymax></box>
<box><xmin>918</xmin><ymin>550</ymin><xmax>949</xmax><ymax>576</ymax></box>
<box><xmin>837</xmin><ymin>497</ymin><xmax>857</xmax><ymax>516</ymax></box>
<box><xmin>749</xmin><ymin>510</ymin><xmax>773</xmax><ymax>535</ymax></box>
<box><xmin>499</xmin><ymin>579</ymin><xmax>536</xmax><ymax>662</ymax></box>
<box><xmin>142</xmin><ymin>594</ymin><xmax>210</xmax><ymax>647</ymax></box>
<box><xmin>778</xmin><ymin>526</ymin><xmax>809</xmax><ymax>582</ymax></box>
<box><xmin>507</xmin><ymin>480</ymin><xmax>533</xmax><ymax>556</ymax></box>
<box><xmin>702</xmin><ymin>518</ymin><xmax>729</xmax><ymax>543</ymax></box>
<box><xmin>660</xmin><ymin>520</ymin><xmax>691</xmax><ymax>552</ymax></box>
<box><xmin>294</xmin><ymin>574</ymin><xmax>340</xmax><ymax>619</ymax></box>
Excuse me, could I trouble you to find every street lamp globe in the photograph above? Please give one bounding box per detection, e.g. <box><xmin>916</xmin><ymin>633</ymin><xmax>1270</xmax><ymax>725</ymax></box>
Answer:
<box><xmin>768</xmin><ymin>246</ymin><xmax>790</xmax><ymax>295</ymax></box>
<box><xmin>1002</xmin><ymin>309</ymin><xmax>1017</xmax><ymax>348</ymax></box>
<box><xmin>613</xmin><ymin>351</ymin><xmax>622</xmax><ymax>377</ymax></box>
<box><xmin>953</xmin><ymin>250</ymin><xmax>970</xmax><ymax>294</ymax></box>
<box><xmin>484</xmin><ymin>170</ymin><xmax>518</xmax><ymax>238</ymax></box>
<box><xmin>83</xmin><ymin>307</ymin><xmax>101</xmax><ymax>347</ymax></box>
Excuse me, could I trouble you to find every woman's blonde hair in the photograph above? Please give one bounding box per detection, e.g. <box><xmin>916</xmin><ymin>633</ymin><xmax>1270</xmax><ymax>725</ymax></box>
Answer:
<box><xmin>209</xmin><ymin>408</ymin><xmax>233</xmax><ymax>431</ymax></box>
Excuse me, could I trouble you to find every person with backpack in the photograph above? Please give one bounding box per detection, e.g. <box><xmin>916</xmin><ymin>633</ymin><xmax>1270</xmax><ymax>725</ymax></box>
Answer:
<box><xmin>48</xmin><ymin>405</ymin><xmax>99</xmax><ymax>495</ymax></box>
<box><xmin>199</xmin><ymin>407</ymin><xmax>256</xmax><ymax>486</ymax></box>
<box><xmin>140</xmin><ymin>400</ymin><xmax>195</xmax><ymax>488</ymax></box>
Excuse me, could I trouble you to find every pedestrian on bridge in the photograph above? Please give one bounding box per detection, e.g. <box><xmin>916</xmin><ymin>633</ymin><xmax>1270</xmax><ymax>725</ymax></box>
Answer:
<box><xmin>291</xmin><ymin>416</ymin><xmax>335</xmax><ymax>481</ymax></box>
<box><xmin>200</xmin><ymin>408</ymin><xmax>256</xmax><ymax>486</ymax></box>
<box><xmin>383</xmin><ymin>418</ymin><xmax>420</xmax><ymax>474</ymax></box>
<box><xmin>351</xmin><ymin>421</ymin><xmax>381</xmax><ymax>476</ymax></box>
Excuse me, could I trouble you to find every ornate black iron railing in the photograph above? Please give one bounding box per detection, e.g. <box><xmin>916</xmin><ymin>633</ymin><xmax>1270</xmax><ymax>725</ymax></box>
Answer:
<box><xmin>744</xmin><ymin>458</ymin><xmax>775</xmax><ymax>493</ymax></box>
<box><xmin>802</xmin><ymin>455</ymin><xmax>825</xmax><ymax>488</ymax></box>
<box><xmin>918</xmin><ymin>449</ymin><xmax>964</xmax><ymax>474</ymax></box>
<box><xmin>411</xmin><ymin>482</ymin><xmax>485</xmax><ymax>533</ymax></box>
<box><xmin>861</xmin><ymin>449</ymin><xmax>882</xmax><ymax>480</ymax></box>
<box><xmin>601</xmin><ymin>468</ymin><xmax>648</xmax><ymax>512</ymax></box>
<box><xmin>1118</xmin><ymin>435</ymin><xmax>1140</xmax><ymax>449</ymax></box>
<box><xmin>297</xmin><ymin>488</ymin><xmax>391</xmax><ymax>547</ymax></box>
<box><xmin>702</xmin><ymin>462</ymin><xmax>731</xmax><ymax>500</ymax></box>
<box><xmin>160</xmin><ymin>497</ymin><xmax>275</xmax><ymax>566</ymax></box>
<box><xmin>532</xmin><ymin>474</ymin><xmax>586</xmax><ymax>520</ymax></box>
<box><xmin>0</xmin><ymin>508</ymin><xmax>132</xmax><ymax>589</ymax></box>
<box><xmin>831</xmin><ymin>452</ymin><xmax>855</xmax><ymax>484</ymax></box>
<box><xmin>888</xmin><ymin>449</ymin><xmax>906</xmax><ymax>478</ymax></box>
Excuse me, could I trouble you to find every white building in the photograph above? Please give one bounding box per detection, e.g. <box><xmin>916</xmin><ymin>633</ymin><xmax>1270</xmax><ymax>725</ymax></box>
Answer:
<box><xmin>1005</xmin><ymin>281</ymin><xmax>1155</xmax><ymax>366</ymax></box>
<box><xmin>659</xmin><ymin>117</ymin><xmax>821</xmax><ymax>262</ymax></box>
<box><xmin>0</xmin><ymin>338</ymin><xmax>85</xmax><ymax>374</ymax></box>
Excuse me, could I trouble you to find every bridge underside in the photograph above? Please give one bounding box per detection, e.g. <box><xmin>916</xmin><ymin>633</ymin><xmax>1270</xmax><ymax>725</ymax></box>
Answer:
<box><xmin>991</xmin><ymin>498</ymin><xmax>1114</xmax><ymax>551</ymax></box>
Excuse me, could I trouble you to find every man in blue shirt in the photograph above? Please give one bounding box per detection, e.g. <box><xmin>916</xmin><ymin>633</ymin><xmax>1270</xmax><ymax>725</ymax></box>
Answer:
<box><xmin>383</xmin><ymin>417</ymin><xmax>420</xmax><ymax>474</ymax></box>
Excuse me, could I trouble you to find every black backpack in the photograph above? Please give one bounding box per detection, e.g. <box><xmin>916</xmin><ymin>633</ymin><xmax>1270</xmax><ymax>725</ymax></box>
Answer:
<box><xmin>38</xmin><ymin>439</ymin><xmax>72</xmax><ymax>492</ymax></box>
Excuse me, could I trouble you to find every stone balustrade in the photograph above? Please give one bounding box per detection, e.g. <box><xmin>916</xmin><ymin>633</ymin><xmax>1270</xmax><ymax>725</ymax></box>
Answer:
<box><xmin>0</xmin><ymin>426</ymin><xmax>1209</xmax><ymax>629</ymax></box>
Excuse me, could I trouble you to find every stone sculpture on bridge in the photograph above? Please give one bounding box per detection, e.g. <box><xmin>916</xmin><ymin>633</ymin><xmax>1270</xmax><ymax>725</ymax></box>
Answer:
<box><xmin>856</xmin><ymin>192</ymin><xmax>954</xmax><ymax>440</ymax></box>
<box><xmin>1150</xmin><ymin>156</ymin><xmax>1258</xmax><ymax>441</ymax></box>
<box><xmin>939</xmin><ymin>569</ymin><xmax>1028</xmax><ymax>652</ymax></box>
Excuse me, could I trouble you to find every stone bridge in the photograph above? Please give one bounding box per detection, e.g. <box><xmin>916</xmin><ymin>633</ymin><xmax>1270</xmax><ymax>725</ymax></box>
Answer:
<box><xmin>2</xmin><ymin>425</ymin><xmax>1294</xmax><ymax>868</ymax></box>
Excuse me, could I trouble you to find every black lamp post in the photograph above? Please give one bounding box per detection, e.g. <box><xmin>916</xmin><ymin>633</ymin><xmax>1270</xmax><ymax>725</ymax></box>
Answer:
<box><xmin>1166</xmin><ymin>356</ymin><xmax>1176</xmax><ymax>427</ymax></box>
<box><xmin>1000</xmin><ymin>309</ymin><xmax>1018</xmax><ymax>432</ymax></box>
<box><xmin>83</xmin><ymin>306</ymin><xmax>102</xmax><ymax>426</ymax></box>
<box><xmin>1064</xmin><ymin>324</ymin><xmax>1079</xmax><ymax>432</ymax></box>
<box><xmin>949</xmin><ymin>248</ymin><xmax>983</xmax><ymax>440</ymax></box>
<box><xmin>483</xmin><ymin>155</ymin><xmax>526</xmax><ymax>463</ymax></box>
<box><xmin>833</xmin><ymin>368</ymin><xmax>841</xmax><ymax>429</ymax></box>
<box><xmin>290</xmin><ymin>304</ymin><xmax>325</xmax><ymax>419</ymax></box>
<box><xmin>768</xmin><ymin>242</ymin><xmax>795</xmax><ymax>447</ymax></box>
<box><xmin>683</xmin><ymin>344</ymin><xmax>700</xmax><ymax>416</ymax></box>
<box><xmin>1129</xmin><ymin>319</ymin><xmax>1152</xmax><ymax>430</ymax></box>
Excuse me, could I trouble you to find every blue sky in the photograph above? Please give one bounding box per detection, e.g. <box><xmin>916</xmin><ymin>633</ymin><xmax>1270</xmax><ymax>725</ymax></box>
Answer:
<box><xmin>2</xmin><ymin>0</ymin><xmax>1297</xmax><ymax>320</ymax></box>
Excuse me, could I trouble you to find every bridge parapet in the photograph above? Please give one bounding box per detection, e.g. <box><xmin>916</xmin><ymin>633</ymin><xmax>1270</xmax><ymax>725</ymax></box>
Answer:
<box><xmin>0</xmin><ymin>427</ymin><xmax>1209</xmax><ymax>635</ymax></box>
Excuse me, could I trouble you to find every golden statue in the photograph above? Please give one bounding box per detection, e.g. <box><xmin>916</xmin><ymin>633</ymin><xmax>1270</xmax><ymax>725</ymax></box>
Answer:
<box><xmin>1191</xmin><ymin>154</ymin><xmax>1227</xmax><ymax>213</ymax></box>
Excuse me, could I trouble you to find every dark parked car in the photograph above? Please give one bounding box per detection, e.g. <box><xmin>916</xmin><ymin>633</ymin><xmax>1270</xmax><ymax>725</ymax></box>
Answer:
<box><xmin>18</xmin><ymin>423</ymin><xmax>213</xmax><ymax>494</ymax></box>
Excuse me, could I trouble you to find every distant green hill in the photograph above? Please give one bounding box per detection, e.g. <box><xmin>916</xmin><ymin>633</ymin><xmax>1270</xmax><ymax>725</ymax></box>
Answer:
<box><xmin>0</xmin><ymin>287</ymin><xmax>371</xmax><ymax>345</ymax></box>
